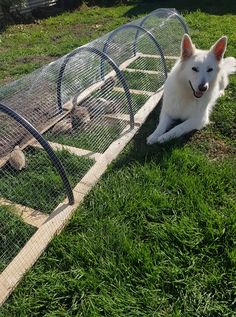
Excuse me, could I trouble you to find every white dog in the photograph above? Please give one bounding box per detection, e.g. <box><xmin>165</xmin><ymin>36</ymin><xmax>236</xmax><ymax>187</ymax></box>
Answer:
<box><xmin>147</xmin><ymin>34</ymin><xmax>236</xmax><ymax>144</ymax></box>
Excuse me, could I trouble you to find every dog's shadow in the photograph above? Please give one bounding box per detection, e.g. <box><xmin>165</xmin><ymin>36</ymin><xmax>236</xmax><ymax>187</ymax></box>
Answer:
<box><xmin>111</xmin><ymin>102</ymin><xmax>197</xmax><ymax>171</ymax></box>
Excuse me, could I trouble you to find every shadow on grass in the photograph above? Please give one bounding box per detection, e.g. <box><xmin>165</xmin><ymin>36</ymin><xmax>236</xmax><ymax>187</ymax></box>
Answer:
<box><xmin>0</xmin><ymin>2</ymin><xmax>82</xmax><ymax>33</ymax></box>
<box><xmin>123</xmin><ymin>0</ymin><xmax>236</xmax><ymax>17</ymax></box>
<box><xmin>1</xmin><ymin>0</ymin><xmax>236</xmax><ymax>33</ymax></box>
<box><xmin>111</xmin><ymin>99</ymin><xmax>196</xmax><ymax>171</ymax></box>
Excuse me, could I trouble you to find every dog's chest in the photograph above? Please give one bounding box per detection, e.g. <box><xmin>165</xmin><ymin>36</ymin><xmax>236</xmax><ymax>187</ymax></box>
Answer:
<box><xmin>163</xmin><ymin>89</ymin><xmax>205</xmax><ymax>120</ymax></box>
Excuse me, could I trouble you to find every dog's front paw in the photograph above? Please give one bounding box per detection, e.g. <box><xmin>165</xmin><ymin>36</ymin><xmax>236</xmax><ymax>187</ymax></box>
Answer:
<box><xmin>157</xmin><ymin>134</ymin><xmax>170</xmax><ymax>144</ymax></box>
<box><xmin>157</xmin><ymin>136</ymin><xmax>165</xmax><ymax>144</ymax></box>
<box><xmin>147</xmin><ymin>134</ymin><xmax>157</xmax><ymax>145</ymax></box>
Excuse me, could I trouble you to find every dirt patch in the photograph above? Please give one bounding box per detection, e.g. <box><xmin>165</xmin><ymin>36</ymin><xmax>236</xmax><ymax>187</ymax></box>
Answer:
<box><xmin>0</xmin><ymin>76</ymin><xmax>15</xmax><ymax>86</ymax></box>
<box><xmin>15</xmin><ymin>55</ymin><xmax>55</xmax><ymax>65</ymax></box>
<box><xmin>69</xmin><ymin>24</ymin><xmax>92</xmax><ymax>38</ymax></box>
<box><xmin>0</xmin><ymin>47</ymin><xmax>8</xmax><ymax>53</ymax></box>
<box><xmin>51</xmin><ymin>34</ymin><xmax>63</xmax><ymax>43</ymax></box>
<box><xmin>190</xmin><ymin>131</ymin><xmax>235</xmax><ymax>160</ymax></box>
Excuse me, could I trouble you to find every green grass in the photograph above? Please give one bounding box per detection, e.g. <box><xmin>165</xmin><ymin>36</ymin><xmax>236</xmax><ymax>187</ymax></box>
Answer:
<box><xmin>128</xmin><ymin>56</ymin><xmax>176</xmax><ymax>72</ymax></box>
<box><xmin>46</xmin><ymin>120</ymin><xmax>125</xmax><ymax>153</ymax></box>
<box><xmin>0</xmin><ymin>1</ymin><xmax>236</xmax><ymax>316</ymax></box>
<box><xmin>121</xmin><ymin>70</ymin><xmax>165</xmax><ymax>92</ymax></box>
<box><xmin>0</xmin><ymin>4</ymin><xmax>139</xmax><ymax>84</ymax></box>
<box><xmin>1</xmin><ymin>146</ymin><xmax>235</xmax><ymax>316</ymax></box>
<box><xmin>96</xmin><ymin>90</ymin><xmax>149</xmax><ymax>114</ymax></box>
<box><xmin>46</xmin><ymin>94</ymin><xmax>149</xmax><ymax>153</ymax></box>
<box><xmin>0</xmin><ymin>205</ymin><xmax>36</xmax><ymax>272</ymax></box>
<box><xmin>0</xmin><ymin>148</ymin><xmax>93</xmax><ymax>213</ymax></box>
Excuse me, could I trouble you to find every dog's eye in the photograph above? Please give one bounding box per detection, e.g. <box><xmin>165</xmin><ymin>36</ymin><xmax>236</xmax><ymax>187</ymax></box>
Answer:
<box><xmin>192</xmin><ymin>67</ymin><xmax>199</xmax><ymax>72</ymax></box>
<box><xmin>207</xmin><ymin>68</ymin><xmax>213</xmax><ymax>72</ymax></box>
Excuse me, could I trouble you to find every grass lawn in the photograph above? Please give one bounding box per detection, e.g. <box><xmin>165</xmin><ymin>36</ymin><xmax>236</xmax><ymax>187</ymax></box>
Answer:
<box><xmin>46</xmin><ymin>120</ymin><xmax>126</xmax><ymax>153</ymax></box>
<box><xmin>107</xmin><ymin>91</ymin><xmax>149</xmax><ymax>114</ymax></box>
<box><xmin>0</xmin><ymin>148</ymin><xmax>93</xmax><ymax>213</ymax></box>
<box><xmin>0</xmin><ymin>205</ymin><xmax>36</xmax><ymax>272</ymax></box>
<box><xmin>0</xmin><ymin>0</ymin><xmax>236</xmax><ymax>316</ymax></box>
<box><xmin>121</xmin><ymin>70</ymin><xmax>165</xmax><ymax>92</ymax></box>
<box><xmin>128</xmin><ymin>56</ymin><xmax>176</xmax><ymax>73</ymax></box>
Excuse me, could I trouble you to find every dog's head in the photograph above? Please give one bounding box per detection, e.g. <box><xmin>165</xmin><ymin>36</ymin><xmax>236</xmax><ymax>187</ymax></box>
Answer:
<box><xmin>179</xmin><ymin>34</ymin><xmax>227</xmax><ymax>98</ymax></box>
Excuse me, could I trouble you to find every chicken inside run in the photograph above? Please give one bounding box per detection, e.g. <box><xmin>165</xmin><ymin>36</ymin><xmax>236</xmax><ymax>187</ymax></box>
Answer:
<box><xmin>0</xmin><ymin>9</ymin><xmax>188</xmax><ymax>294</ymax></box>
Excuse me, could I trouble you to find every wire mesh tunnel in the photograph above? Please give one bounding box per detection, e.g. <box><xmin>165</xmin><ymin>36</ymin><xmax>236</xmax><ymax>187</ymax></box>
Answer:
<box><xmin>0</xmin><ymin>7</ymin><xmax>188</xmax><ymax>285</ymax></box>
<box><xmin>137</xmin><ymin>8</ymin><xmax>188</xmax><ymax>57</ymax></box>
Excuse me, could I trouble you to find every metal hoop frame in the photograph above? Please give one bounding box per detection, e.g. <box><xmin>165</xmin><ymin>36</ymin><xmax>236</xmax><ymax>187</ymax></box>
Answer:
<box><xmin>140</xmin><ymin>8</ymin><xmax>189</xmax><ymax>34</ymax></box>
<box><xmin>0</xmin><ymin>103</ymin><xmax>74</xmax><ymax>205</ymax></box>
<box><xmin>133</xmin><ymin>9</ymin><xmax>188</xmax><ymax>62</ymax></box>
<box><xmin>101</xmin><ymin>24</ymin><xmax>167</xmax><ymax>80</ymax></box>
<box><xmin>57</xmin><ymin>46</ymin><xmax>134</xmax><ymax>129</ymax></box>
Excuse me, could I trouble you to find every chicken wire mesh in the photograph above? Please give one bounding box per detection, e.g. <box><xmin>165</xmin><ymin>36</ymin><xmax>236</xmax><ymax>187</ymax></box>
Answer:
<box><xmin>0</xmin><ymin>8</ymin><xmax>188</xmax><ymax>276</ymax></box>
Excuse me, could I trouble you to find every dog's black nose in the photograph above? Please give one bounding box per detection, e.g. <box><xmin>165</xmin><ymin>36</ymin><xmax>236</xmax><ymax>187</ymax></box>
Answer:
<box><xmin>198</xmin><ymin>83</ymin><xmax>208</xmax><ymax>92</ymax></box>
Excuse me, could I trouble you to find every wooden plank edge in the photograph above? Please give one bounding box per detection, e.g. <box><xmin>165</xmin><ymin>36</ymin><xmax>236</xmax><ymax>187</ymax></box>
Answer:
<box><xmin>0</xmin><ymin>200</ymin><xmax>80</xmax><ymax>306</ymax></box>
<box><xmin>0</xmin><ymin>198</ymin><xmax>48</xmax><ymax>228</ymax></box>
<box><xmin>134</xmin><ymin>86</ymin><xmax>164</xmax><ymax>125</ymax></box>
<box><xmin>113</xmin><ymin>87</ymin><xmax>154</xmax><ymax>96</ymax></box>
<box><xmin>104</xmin><ymin>113</ymin><xmax>140</xmax><ymax>126</ymax></box>
<box><xmin>32</xmin><ymin>142</ymin><xmax>102</xmax><ymax>162</ymax></box>
<box><xmin>139</xmin><ymin>53</ymin><xmax>179</xmax><ymax>60</ymax></box>
<box><xmin>125</xmin><ymin>68</ymin><xmax>161</xmax><ymax>75</ymax></box>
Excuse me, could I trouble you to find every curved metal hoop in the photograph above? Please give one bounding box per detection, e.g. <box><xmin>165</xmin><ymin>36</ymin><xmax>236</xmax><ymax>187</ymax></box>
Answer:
<box><xmin>57</xmin><ymin>46</ymin><xmax>134</xmax><ymax>129</ymax></box>
<box><xmin>141</xmin><ymin>8</ymin><xmax>189</xmax><ymax>34</ymax></box>
<box><xmin>101</xmin><ymin>24</ymin><xmax>167</xmax><ymax>80</ymax></box>
<box><xmin>134</xmin><ymin>9</ymin><xmax>188</xmax><ymax>60</ymax></box>
<box><xmin>0</xmin><ymin>103</ymin><xmax>74</xmax><ymax>205</ymax></box>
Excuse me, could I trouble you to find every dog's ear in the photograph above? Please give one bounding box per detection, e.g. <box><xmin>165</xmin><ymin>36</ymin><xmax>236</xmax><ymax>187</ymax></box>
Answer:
<box><xmin>211</xmin><ymin>36</ymin><xmax>227</xmax><ymax>61</ymax></box>
<box><xmin>181</xmin><ymin>34</ymin><xmax>195</xmax><ymax>60</ymax></box>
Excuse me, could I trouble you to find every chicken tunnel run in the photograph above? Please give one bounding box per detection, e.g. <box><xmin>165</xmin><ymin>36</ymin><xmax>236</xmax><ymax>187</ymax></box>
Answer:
<box><xmin>0</xmin><ymin>8</ymin><xmax>188</xmax><ymax>304</ymax></box>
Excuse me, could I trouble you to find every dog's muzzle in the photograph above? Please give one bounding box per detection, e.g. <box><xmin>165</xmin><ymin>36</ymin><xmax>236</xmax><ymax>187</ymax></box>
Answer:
<box><xmin>189</xmin><ymin>80</ymin><xmax>206</xmax><ymax>98</ymax></box>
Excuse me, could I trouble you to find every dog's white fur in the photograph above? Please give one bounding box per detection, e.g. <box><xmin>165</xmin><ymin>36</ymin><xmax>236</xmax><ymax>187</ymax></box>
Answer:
<box><xmin>147</xmin><ymin>34</ymin><xmax>236</xmax><ymax>144</ymax></box>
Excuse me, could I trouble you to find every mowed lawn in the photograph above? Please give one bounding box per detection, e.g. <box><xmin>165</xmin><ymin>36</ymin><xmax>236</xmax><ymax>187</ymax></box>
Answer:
<box><xmin>0</xmin><ymin>1</ymin><xmax>236</xmax><ymax>316</ymax></box>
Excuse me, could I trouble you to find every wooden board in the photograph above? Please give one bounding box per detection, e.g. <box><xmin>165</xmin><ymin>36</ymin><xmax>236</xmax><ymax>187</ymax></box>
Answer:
<box><xmin>0</xmin><ymin>198</ymin><xmax>48</xmax><ymax>228</ymax></box>
<box><xmin>134</xmin><ymin>87</ymin><xmax>164</xmax><ymax>125</ymax></box>
<box><xmin>113</xmin><ymin>86</ymin><xmax>154</xmax><ymax>96</ymax></box>
<box><xmin>125</xmin><ymin>68</ymin><xmax>161</xmax><ymax>75</ymax></box>
<box><xmin>139</xmin><ymin>53</ymin><xmax>179</xmax><ymax>60</ymax></box>
<box><xmin>32</xmin><ymin>141</ymin><xmax>102</xmax><ymax>162</ymax></box>
<box><xmin>104</xmin><ymin>113</ymin><xmax>136</xmax><ymax>124</ymax></box>
<box><xmin>0</xmin><ymin>86</ymin><xmax>164</xmax><ymax>306</ymax></box>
